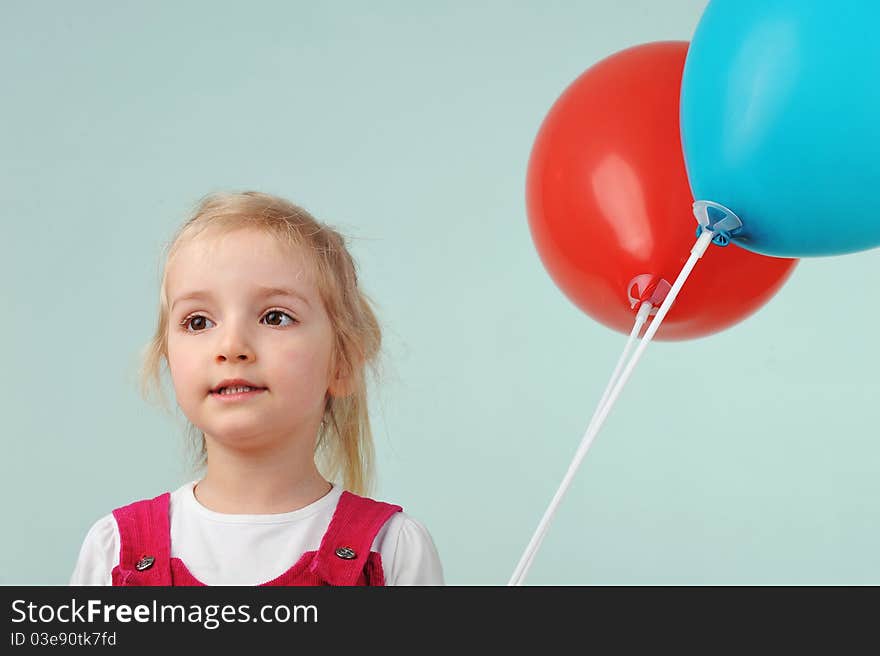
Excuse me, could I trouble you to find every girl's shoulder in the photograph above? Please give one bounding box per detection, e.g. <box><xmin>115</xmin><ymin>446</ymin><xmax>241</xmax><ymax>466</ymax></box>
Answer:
<box><xmin>373</xmin><ymin>507</ymin><xmax>431</xmax><ymax>541</ymax></box>
<box><xmin>336</xmin><ymin>489</ymin><xmax>435</xmax><ymax>545</ymax></box>
<box><xmin>80</xmin><ymin>511</ymin><xmax>119</xmax><ymax>547</ymax></box>
<box><xmin>70</xmin><ymin>487</ymin><xmax>175</xmax><ymax>586</ymax></box>
<box><xmin>365</xmin><ymin>503</ymin><xmax>444</xmax><ymax>585</ymax></box>
<box><xmin>69</xmin><ymin>511</ymin><xmax>119</xmax><ymax>585</ymax></box>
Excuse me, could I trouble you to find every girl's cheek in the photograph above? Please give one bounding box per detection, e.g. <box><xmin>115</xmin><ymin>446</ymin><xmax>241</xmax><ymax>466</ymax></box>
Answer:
<box><xmin>279</xmin><ymin>348</ymin><xmax>322</xmax><ymax>374</ymax></box>
<box><xmin>167</xmin><ymin>346</ymin><xmax>197</xmax><ymax>386</ymax></box>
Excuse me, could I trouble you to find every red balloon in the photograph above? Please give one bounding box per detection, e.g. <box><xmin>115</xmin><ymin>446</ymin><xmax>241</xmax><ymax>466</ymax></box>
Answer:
<box><xmin>526</xmin><ymin>41</ymin><xmax>797</xmax><ymax>341</ymax></box>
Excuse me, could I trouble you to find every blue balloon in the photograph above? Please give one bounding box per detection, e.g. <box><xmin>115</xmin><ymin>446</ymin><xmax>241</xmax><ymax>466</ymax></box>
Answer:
<box><xmin>680</xmin><ymin>0</ymin><xmax>880</xmax><ymax>257</ymax></box>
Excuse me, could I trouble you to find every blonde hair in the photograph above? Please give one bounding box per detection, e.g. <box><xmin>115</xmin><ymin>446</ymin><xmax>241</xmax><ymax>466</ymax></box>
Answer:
<box><xmin>139</xmin><ymin>190</ymin><xmax>382</xmax><ymax>496</ymax></box>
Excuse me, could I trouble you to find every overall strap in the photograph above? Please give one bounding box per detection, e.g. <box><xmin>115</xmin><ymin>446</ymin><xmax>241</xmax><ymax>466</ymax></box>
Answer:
<box><xmin>112</xmin><ymin>493</ymin><xmax>172</xmax><ymax>586</ymax></box>
<box><xmin>310</xmin><ymin>491</ymin><xmax>402</xmax><ymax>586</ymax></box>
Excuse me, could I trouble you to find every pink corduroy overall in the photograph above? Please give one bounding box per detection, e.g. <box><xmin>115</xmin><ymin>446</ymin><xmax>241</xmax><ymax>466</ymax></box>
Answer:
<box><xmin>110</xmin><ymin>490</ymin><xmax>402</xmax><ymax>586</ymax></box>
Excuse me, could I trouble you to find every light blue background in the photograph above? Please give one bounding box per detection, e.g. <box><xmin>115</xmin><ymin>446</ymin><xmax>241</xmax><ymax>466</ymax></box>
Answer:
<box><xmin>3</xmin><ymin>0</ymin><xmax>879</xmax><ymax>585</ymax></box>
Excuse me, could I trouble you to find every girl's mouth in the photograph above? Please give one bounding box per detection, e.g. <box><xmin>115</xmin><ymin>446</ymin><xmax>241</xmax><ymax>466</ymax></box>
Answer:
<box><xmin>210</xmin><ymin>386</ymin><xmax>267</xmax><ymax>402</ymax></box>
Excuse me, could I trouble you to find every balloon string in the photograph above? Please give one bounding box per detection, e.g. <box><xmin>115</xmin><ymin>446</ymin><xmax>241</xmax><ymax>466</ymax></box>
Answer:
<box><xmin>507</xmin><ymin>229</ymin><xmax>715</xmax><ymax>586</ymax></box>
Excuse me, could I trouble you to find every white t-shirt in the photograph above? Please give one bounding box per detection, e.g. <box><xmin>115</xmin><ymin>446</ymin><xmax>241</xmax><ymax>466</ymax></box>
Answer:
<box><xmin>70</xmin><ymin>481</ymin><xmax>444</xmax><ymax>586</ymax></box>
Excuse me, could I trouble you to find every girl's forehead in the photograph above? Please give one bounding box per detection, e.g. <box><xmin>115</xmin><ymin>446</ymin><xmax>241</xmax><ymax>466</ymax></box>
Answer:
<box><xmin>167</xmin><ymin>229</ymin><xmax>320</xmax><ymax>291</ymax></box>
<box><xmin>187</xmin><ymin>227</ymin><xmax>303</xmax><ymax>258</ymax></box>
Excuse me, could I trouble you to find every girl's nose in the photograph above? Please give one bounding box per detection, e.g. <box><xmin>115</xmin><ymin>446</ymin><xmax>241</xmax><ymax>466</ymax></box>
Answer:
<box><xmin>216</xmin><ymin>349</ymin><xmax>253</xmax><ymax>363</ymax></box>
<box><xmin>215</xmin><ymin>327</ymin><xmax>255</xmax><ymax>362</ymax></box>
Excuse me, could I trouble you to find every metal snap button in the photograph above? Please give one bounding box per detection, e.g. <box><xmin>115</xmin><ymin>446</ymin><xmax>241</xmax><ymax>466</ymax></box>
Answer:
<box><xmin>335</xmin><ymin>546</ymin><xmax>357</xmax><ymax>560</ymax></box>
<box><xmin>135</xmin><ymin>555</ymin><xmax>155</xmax><ymax>571</ymax></box>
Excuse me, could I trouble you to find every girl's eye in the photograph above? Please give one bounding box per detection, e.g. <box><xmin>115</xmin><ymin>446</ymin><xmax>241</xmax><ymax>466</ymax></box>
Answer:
<box><xmin>262</xmin><ymin>310</ymin><xmax>296</xmax><ymax>327</ymax></box>
<box><xmin>179</xmin><ymin>310</ymin><xmax>297</xmax><ymax>333</ymax></box>
<box><xmin>181</xmin><ymin>315</ymin><xmax>215</xmax><ymax>332</ymax></box>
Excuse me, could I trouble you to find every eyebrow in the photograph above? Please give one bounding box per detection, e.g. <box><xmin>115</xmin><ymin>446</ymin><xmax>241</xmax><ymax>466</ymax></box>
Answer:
<box><xmin>170</xmin><ymin>286</ymin><xmax>312</xmax><ymax>311</ymax></box>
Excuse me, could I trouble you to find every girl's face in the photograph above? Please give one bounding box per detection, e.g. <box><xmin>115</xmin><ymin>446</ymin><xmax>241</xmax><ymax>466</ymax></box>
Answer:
<box><xmin>165</xmin><ymin>227</ymin><xmax>342</xmax><ymax>453</ymax></box>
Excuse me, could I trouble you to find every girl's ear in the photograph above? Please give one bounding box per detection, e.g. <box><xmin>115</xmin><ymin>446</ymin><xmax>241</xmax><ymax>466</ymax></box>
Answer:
<box><xmin>328</xmin><ymin>376</ymin><xmax>351</xmax><ymax>398</ymax></box>
<box><xmin>327</xmin><ymin>363</ymin><xmax>356</xmax><ymax>398</ymax></box>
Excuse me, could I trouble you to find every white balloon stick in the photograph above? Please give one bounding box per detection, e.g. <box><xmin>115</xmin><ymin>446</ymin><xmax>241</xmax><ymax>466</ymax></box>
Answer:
<box><xmin>509</xmin><ymin>300</ymin><xmax>651</xmax><ymax>586</ymax></box>
<box><xmin>508</xmin><ymin>228</ymin><xmax>715</xmax><ymax>585</ymax></box>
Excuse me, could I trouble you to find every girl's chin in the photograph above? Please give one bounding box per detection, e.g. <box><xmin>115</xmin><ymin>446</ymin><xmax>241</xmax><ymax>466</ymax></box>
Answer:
<box><xmin>202</xmin><ymin>432</ymin><xmax>284</xmax><ymax>452</ymax></box>
<box><xmin>200</xmin><ymin>422</ymin><xmax>307</xmax><ymax>447</ymax></box>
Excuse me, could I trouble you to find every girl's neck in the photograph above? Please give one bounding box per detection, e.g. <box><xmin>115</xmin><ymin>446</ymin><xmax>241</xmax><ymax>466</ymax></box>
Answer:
<box><xmin>193</xmin><ymin>442</ymin><xmax>332</xmax><ymax>514</ymax></box>
<box><xmin>194</xmin><ymin>471</ymin><xmax>332</xmax><ymax>515</ymax></box>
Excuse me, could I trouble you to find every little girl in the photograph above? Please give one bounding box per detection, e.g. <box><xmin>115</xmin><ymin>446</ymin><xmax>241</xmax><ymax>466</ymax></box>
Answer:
<box><xmin>70</xmin><ymin>191</ymin><xmax>444</xmax><ymax>586</ymax></box>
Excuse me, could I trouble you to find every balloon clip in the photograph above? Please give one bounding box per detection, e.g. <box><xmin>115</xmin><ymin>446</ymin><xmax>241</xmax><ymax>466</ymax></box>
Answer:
<box><xmin>693</xmin><ymin>200</ymin><xmax>743</xmax><ymax>247</ymax></box>
<box><xmin>627</xmin><ymin>274</ymin><xmax>671</xmax><ymax>315</ymax></box>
